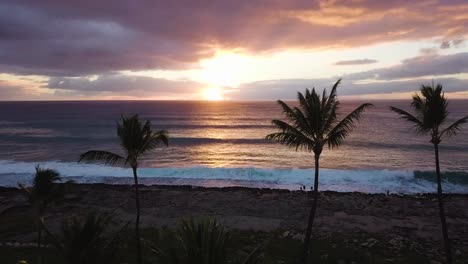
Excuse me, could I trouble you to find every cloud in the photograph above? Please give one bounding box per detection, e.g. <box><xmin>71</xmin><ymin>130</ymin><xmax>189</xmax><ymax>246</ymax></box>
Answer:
<box><xmin>0</xmin><ymin>80</ymin><xmax>45</xmax><ymax>100</ymax></box>
<box><xmin>440</xmin><ymin>39</ymin><xmax>465</xmax><ymax>49</ymax></box>
<box><xmin>230</xmin><ymin>77</ymin><xmax>468</xmax><ymax>100</ymax></box>
<box><xmin>334</xmin><ymin>59</ymin><xmax>378</xmax><ymax>65</ymax></box>
<box><xmin>229</xmin><ymin>52</ymin><xmax>468</xmax><ymax>99</ymax></box>
<box><xmin>0</xmin><ymin>0</ymin><xmax>467</xmax><ymax>76</ymax></box>
<box><xmin>2</xmin><ymin>50</ymin><xmax>468</xmax><ymax>101</ymax></box>
<box><xmin>47</xmin><ymin>74</ymin><xmax>205</xmax><ymax>99</ymax></box>
<box><xmin>349</xmin><ymin>52</ymin><xmax>468</xmax><ymax>80</ymax></box>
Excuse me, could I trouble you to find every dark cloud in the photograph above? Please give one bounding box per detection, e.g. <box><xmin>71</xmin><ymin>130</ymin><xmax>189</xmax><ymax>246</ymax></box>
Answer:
<box><xmin>347</xmin><ymin>52</ymin><xmax>468</xmax><ymax>81</ymax></box>
<box><xmin>440</xmin><ymin>39</ymin><xmax>465</xmax><ymax>49</ymax></box>
<box><xmin>441</xmin><ymin>41</ymin><xmax>451</xmax><ymax>49</ymax></box>
<box><xmin>0</xmin><ymin>0</ymin><xmax>467</xmax><ymax>76</ymax></box>
<box><xmin>334</xmin><ymin>59</ymin><xmax>378</xmax><ymax>65</ymax></box>
<box><xmin>46</xmin><ymin>74</ymin><xmax>205</xmax><ymax>98</ymax></box>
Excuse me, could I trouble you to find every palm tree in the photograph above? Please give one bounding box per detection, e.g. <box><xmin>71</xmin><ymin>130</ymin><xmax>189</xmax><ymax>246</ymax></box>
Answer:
<box><xmin>19</xmin><ymin>165</ymin><xmax>64</xmax><ymax>262</ymax></box>
<box><xmin>266</xmin><ymin>79</ymin><xmax>372</xmax><ymax>264</ymax></box>
<box><xmin>79</xmin><ymin>114</ymin><xmax>168</xmax><ymax>264</ymax></box>
<box><xmin>390</xmin><ymin>84</ymin><xmax>468</xmax><ymax>264</ymax></box>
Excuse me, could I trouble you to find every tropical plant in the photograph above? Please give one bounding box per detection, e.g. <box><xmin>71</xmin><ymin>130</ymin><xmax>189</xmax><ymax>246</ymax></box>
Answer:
<box><xmin>149</xmin><ymin>217</ymin><xmax>263</xmax><ymax>264</ymax></box>
<box><xmin>43</xmin><ymin>212</ymin><xmax>128</xmax><ymax>264</ymax></box>
<box><xmin>19</xmin><ymin>165</ymin><xmax>64</xmax><ymax>262</ymax></box>
<box><xmin>390</xmin><ymin>84</ymin><xmax>468</xmax><ymax>264</ymax></box>
<box><xmin>266</xmin><ymin>79</ymin><xmax>372</xmax><ymax>263</ymax></box>
<box><xmin>78</xmin><ymin>114</ymin><xmax>168</xmax><ymax>264</ymax></box>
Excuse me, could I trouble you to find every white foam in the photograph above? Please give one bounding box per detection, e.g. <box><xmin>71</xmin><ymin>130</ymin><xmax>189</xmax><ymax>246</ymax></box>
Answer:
<box><xmin>0</xmin><ymin>160</ymin><xmax>467</xmax><ymax>193</ymax></box>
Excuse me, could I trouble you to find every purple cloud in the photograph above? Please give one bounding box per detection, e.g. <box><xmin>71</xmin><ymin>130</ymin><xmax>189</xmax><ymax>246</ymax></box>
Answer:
<box><xmin>334</xmin><ymin>59</ymin><xmax>378</xmax><ymax>65</ymax></box>
<box><xmin>1</xmin><ymin>0</ymin><xmax>467</xmax><ymax>76</ymax></box>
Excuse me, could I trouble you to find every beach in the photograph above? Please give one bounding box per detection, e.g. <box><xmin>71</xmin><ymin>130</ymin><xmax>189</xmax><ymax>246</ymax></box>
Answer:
<box><xmin>2</xmin><ymin>184</ymin><xmax>468</xmax><ymax>263</ymax></box>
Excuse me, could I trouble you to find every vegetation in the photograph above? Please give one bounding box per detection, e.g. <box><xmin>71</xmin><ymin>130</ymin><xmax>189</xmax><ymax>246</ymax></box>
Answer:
<box><xmin>149</xmin><ymin>218</ymin><xmax>263</xmax><ymax>264</ymax></box>
<box><xmin>1</xmin><ymin>226</ymin><xmax>430</xmax><ymax>264</ymax></box>
<box><xmin>79</xmin><ymin>114</ymin><xmax>168</xmax><ymax>264</ymax></box>
<box><xmin>391</xmin><ymin>84</ymin><xmax>468</xmax><ymax>264</ymax></box>
<box><xmin>50</xmin><ymin>212</ymin><xmax>127</xmax><ymax>264</ymax></box>
<box><xmin>266</xmin><ymin>79</ymin><xmax>372</xmax><ymax>263</ymax></box>
<box><xmin>18</xmin><ymin>166</ymin><xmax>64</xmax><ymax>263</ymax></box>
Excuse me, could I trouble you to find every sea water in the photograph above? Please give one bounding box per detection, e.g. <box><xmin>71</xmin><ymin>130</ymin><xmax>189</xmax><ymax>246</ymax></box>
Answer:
<box><xmin>1</xmin><ymin>100</ymin><xmax>467</xmax><ymax>193</ymax></box>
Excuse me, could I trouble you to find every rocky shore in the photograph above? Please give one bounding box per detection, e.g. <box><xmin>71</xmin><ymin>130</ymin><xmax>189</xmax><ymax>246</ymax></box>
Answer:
<box><xmin>1</xmin><ymin>184</ymin><xmax>468</xmax><ymax>263</ymax></box>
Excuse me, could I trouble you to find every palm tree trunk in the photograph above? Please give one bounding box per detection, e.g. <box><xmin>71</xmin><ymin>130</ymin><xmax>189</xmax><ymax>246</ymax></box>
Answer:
<box><xmin>132</xmin><ymin>166</ymin><xmax>143</xmax><ymax>264</ymax></box>
<box><xmin>434</xmin><ymin>143</ymin><xmax>452</xmax><ymax>264</ymax></box>
<box><xmin>301</xmin><ymin>154</ymin><xmax>320</xmax><ymax>264</ymax></box>
<box><xmin>37</xmin><ymin>209</ymin><xmax>44</xmax><ymax>264</ymax></box>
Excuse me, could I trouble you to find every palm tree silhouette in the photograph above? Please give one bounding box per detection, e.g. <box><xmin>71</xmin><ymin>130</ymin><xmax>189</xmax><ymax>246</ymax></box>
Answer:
<box><xmin>79</xmin><ymin>114</ymin><xmax>168</xmax><ymax>264</ymax></box>
<box><xmin>266</xmin><ymin>79</ymin><xmax>372</xmax><ymax>263</ymax></box>
<box><xmin>19</xmin><ymin>165</ymin><xmax>64</xmax><ymax>263</ymax></box>
<box><xmin>390</xmin><ymin>84</ymin><xmax>467</xmax><ymax>264</ymax></box>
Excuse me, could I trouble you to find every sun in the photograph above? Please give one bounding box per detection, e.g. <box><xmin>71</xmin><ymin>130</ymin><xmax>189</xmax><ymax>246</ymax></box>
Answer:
<box><xmin>202</xmin><ymin>87</ymin><xmax>224</xmax><ymax>101</ymax></box>
<box><xmin>199</xmin><ymin>52</ymin><xmax>250</xmax><ymax>87</ymax></box>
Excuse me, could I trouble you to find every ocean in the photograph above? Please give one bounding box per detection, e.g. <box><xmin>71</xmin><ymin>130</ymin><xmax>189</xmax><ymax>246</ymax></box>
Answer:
<box><xmin>1</xmin><ymin>100</ymin><xmax>467</xmax><ymax>193</ymax></box>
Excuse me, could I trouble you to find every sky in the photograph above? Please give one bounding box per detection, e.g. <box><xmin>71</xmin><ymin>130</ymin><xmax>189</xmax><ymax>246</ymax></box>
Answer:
<box><xmin>0</xmin><ymin>0</ymin><xmax>467</xmax><ymax>101</ymax></box>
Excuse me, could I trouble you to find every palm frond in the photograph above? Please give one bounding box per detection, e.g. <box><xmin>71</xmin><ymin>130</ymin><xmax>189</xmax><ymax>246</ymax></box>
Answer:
<box><xmin>277</xmin><ymin>100</ymin><xmax>312</xmax><ymax>134</ymax></box>
<box><xmin>327</xmin><ymin>103</ymin><xmax>373</xmax><ymax>148</ymax></box>
<box><xmin>18</xmin><ymin>166</ymin><xmax>65</xmax><ymax>207</ymax></box>
<box><xmin>266</xmin><ymin>120</ymin><xmax>314</xmax><ymax>151</ymax></box>
<box><xmin>411</xmin><ymin>84</ymin><xmax>448</xmax><ymax>129</ymax></box>
<box><xmin>18</xmin><ymin>183</ymin><xmax>32</xmax><ymax>202</ymax></box>
<box><xmin>390</xmin><ymin>106</ymin><xmax>428</xmax><ymax>135</ymax></box>
<box><xmin>78</xmin><ymin>150</ymin><xmax>125</xmax><ymax>166</ymax></box>
<box><xmin>441</xmin><ymin>115</ymin><xmax>468</xmax><ymax>137</ymax></box>
<box><xmin>59</xmin><ymin>212</ymin><xmax>124</xmax><ymax>264</ymax></box>
<box><xmin>139</xmin><ymin>130</ymin><xmax>169</xmax><ymax>155</ymax></box>
<box><xmin>239</xmin><ymin>245</ymin><xmax>263</xmax><ymax>264</ymax></box>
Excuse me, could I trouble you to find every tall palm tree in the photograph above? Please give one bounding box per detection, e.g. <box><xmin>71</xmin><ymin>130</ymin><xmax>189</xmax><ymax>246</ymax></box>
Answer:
<box><xmin>19</xmin><ymin>165</ymin><xmax>64</xmax><ymax>262</ymax></box>
<box><xmin>390</xmin><ymin>84</ymin><xmax>467</xmax><ymax>264</ymax></box>
<box><xmin>266</xmin><ymin>79</ymin><xmax>372</xmax><ymax>264</ymax></box>
<box><xmin>79</xmin><ymin>114</ymin><xmax>169</xmax><ymax>264</ymax></box>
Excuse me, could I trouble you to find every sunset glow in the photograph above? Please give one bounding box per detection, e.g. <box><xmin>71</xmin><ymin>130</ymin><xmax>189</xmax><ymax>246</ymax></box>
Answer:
<box><xmin>199</xmin><ymin>52</ymin><xmax>251</xmax><ymax>87</ymax></box>
<box><xmin>0</xmin><ymin>1</ymin><xmax>467</xmax><ymax>100</ymax></box>
<box><xmin>202</xmin><ymin>87</ymin><xmax>224</xmax><ymax>101</ymax></box>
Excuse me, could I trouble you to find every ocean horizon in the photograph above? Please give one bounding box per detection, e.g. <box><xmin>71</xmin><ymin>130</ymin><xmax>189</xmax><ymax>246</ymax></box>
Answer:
<box><xmin>1</xmin><ymin>100</ymin><xmax>467</xmax><ymax>193</ymax></box>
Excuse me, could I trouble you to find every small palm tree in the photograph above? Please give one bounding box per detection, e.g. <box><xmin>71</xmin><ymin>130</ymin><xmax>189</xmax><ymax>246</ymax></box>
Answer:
<box><xmin>266</xmin><ymin>79</ymin><xmax>372</xmax><ymax>264</ymax></box>
<box><xmin>19</xmin><ymin>165</ymin><xmax>64</xmax><ymax>262</ymax></box>
<box><xmin>150</xmin><ymin>217</ymin><xmax>263</xmax><ymax>264</ymax></box>
<box><xmin>79</xmin><ymin>114</ymin><xmax>168</xmax><ymax>264</ymax></box>
<box><xmin>390</xmin><ymin>84</ymin><xmax>467</xmax><ymax>264</ymax></box>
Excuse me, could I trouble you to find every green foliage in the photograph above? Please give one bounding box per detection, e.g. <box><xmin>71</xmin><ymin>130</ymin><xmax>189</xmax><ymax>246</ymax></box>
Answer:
<box><xmin>79</xmin><ymin>114</ymin><xmax>169</xmax><ymax>168</ymax></box>
<box><xmin>266</xmin><ymin>79</ymin><xmax>373</xmax><ymax>155</ymax></box>
<box><xmin>149</xmin><ymin>218</ymin><xmax>263</xmax><ymax>264</ymax></box>
<box><xmin>390</xmin><ymin>84</ymin><xmax>468</xmax><ymax>140</ymax></box>
<box><xmin>19</xmin><ymin>165</ymin><xmax>64</xmax><ymax>211</ymax></box>
<box><xmin>50</xmin><ymin>212</ymin><xmax>128</xmax><ymax>264</ymax></box>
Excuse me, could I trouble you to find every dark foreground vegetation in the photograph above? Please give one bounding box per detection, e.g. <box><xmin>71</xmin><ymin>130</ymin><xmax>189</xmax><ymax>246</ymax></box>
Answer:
<box><xmin>1</xmin><ymin>184</ymin><xmax>468</xmax><ymax>264</ymax></box>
